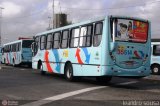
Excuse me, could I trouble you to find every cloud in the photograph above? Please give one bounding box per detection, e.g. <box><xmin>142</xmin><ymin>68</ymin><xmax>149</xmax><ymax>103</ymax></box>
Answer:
<box><xmin>0</xmin><ymin>1</ymin><xmax>23</xmax><ymax>18</ymax></box>
<box><xmin>1</xmin><ymin>0</ymin><xmax>160</xmax><ymax>44</ymax></box>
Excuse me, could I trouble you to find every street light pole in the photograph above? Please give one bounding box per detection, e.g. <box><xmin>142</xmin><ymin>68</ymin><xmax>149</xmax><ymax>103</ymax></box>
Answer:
<box><xmin>0</xmin><ymin>7</ymin><xmax>4</xmax><ymax>47</ymax></box>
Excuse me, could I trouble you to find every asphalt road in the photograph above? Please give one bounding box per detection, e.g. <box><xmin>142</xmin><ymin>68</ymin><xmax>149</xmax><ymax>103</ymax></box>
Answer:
<box><xmin>0</xmin><ymin>64</ymin><xmax>160</xmax><ymax>106</ymax></box>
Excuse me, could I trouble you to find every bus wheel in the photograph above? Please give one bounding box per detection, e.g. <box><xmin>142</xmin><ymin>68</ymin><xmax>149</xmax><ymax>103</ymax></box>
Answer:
<box><xmin>96</xmin><ymin>76</ymin><xmax>112</xmax><ymax>84</ymax></box>
<box><xmin>12</xmin><ymin>59</ymin><xmax>16</xmax><ymax>67</ymax></box>
<box><xmin>65</xmin><ymin>63</ymin><xmax>75</xmax><ymax>81</ymax></box>
<box><xmin>40</xmin><ymin>64</ymin><xmax>46</xmax><ymax>75</ymax></box>
<box><xmin>151</xmin><ymin>65</ymin><xmax>160</xmax><ymax>75</ymax></box>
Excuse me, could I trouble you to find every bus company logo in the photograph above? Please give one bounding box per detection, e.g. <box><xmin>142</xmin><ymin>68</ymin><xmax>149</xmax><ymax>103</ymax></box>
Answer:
<box><xmin>63</xmin><ymin>50</ymin><xmax>68</xmax><ymax>58</ymax></box>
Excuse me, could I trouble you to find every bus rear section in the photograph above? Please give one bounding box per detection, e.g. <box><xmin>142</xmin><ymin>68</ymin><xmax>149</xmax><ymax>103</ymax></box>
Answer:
<box><xmin>21</xmin><ymin>40</ymin><xmax>33</xmax><ymax>66</ymax></box>
<box><xmin>106</xmin><ymin>17</ymin><xmax>151</xmax><ymax>77</ymax></box>
<box><xmin>151</xmin><ymin>40</ymin><xmax>160</xmax><ymax>75</ymax></box>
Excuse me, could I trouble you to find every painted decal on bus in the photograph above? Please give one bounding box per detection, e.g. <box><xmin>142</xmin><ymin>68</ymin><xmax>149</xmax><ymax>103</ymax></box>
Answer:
<box><xmin>6</xmin><ymin>53</ymin><xmax>9</xmax><ymax>64</ymax></box>
<box><xmin>52</xmin><ymin>49</ymin><xmax>61</xmax><ymax>72</ymax></box>
<box><xmin>76</xmin><ymin>48</ymin><xmax>84</xmax><ymax>64</ymax></box>
<box><xmin>82</xmin><ymin>48</ymin><xmax>91</xmax><ymax>64</ymax></box>
<box><xmin>14</xmin><ymin>53</ymin><xmax>17</xmax><ymax>60</ymax></box>
<box><xmin>117</xmin><ymin>45</ymin><xmax>145</xmax><ymax>59</ymax></box>
<box><xmin>63</xmin><ymin>50</ymin><xmax>68</xmax><ymax>58</ymax></box>
<box><xmin>75</xmin><ymin>48</ymin><xmax>91</xmax><ymax>64</ymax></box>
<box><xmin>45</xmin><ymin>51</ymin><xmax>53</xmax><ymax>73</ymax></box>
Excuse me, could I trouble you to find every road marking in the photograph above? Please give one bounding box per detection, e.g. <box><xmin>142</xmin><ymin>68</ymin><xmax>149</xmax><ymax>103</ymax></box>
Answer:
<box><xmin>21</xmin><ymin>81</ymin><xmax>139</xmax><ymax>106</ymax></box>
<box><xmin>116</xmin><ymin>81</ymin><xmax>139</xmax><ymax>85</ymax></box>
<box><xmin>21</xmin><ymin>86</ymin><xmax>106</xmax><ymax>106</ymax></box>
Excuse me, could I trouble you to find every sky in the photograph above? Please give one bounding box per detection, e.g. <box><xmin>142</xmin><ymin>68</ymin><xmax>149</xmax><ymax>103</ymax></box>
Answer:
<box><xmin>0</xmin><ymin>0</ymin><xmax>160</xmax><ymax>44</ymax></box>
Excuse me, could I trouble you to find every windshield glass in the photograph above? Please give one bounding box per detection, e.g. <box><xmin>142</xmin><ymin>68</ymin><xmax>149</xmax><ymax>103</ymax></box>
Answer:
<box><xmin>22</xmin><ymin>40</ymin><xmax>33</xmax><ymax>48</ymax></box>
<box><xmin>111</xmin><ymin>18</ymin><xmax>148</xmax><ymax>43</ymax></box>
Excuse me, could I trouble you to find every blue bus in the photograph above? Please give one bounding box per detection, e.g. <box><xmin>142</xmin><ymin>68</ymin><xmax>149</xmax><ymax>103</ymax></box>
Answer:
<box><xmin>32</xmin><ymin>16</ymin><xmax>151</xmax><ymax>82</ymax></box>
<box><xmin>151</xmin><ymin>39</ymin><xmax>160</xmax><ymax>75</ymax></box>
<box><xmin>0</xmin><ymin>46</ymin><xmax>2</xmax><ymax>63</ymax></box>
<box><xmin>1</xmin><ymin>39</ymin><xmax>33</xmax><ymax>67</ymax></box>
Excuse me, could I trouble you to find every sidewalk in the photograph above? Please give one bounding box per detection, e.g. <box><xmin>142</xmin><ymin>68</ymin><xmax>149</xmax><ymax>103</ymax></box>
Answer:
<box><xmin>143</xmin><ymin>75</ymin><xmax>160</xmax><ymax>81</ymax></box>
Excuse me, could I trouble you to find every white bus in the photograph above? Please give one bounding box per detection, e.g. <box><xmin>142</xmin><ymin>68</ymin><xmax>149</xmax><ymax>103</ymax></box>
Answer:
<box><xmin>151</xmin><ymin>39</ymin><xmax>160</xmax><ymax>75</ymax></box>
<box><xmin>1</xmin><ymin>39</ymin><xmax>33</xmax><ymax>67</ymax></box>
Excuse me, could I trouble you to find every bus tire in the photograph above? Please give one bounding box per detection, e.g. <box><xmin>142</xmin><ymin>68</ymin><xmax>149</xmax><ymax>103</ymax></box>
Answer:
<box><xmin>96</xmin><ymin>76</ymin><xmax>112</xmax><ymax>83</ymax></box>
<box><xmin>65</xmin><ymin>63</ymin><xmax>75</xmax><ymax>81</ymax></box>
<box><xmin>40</xmin><ymin>64</ymin><xmax>46</xmax><ymax>75</ymax></box>
<box><xmin>151</xmin><ymin>64</ymin><xmax>160</xmax><ymax>75</ymax></box>
<box><xmin>12</xmin><ymin>59</ymin><xmax>16</xmax><ymax>67</ymax></box>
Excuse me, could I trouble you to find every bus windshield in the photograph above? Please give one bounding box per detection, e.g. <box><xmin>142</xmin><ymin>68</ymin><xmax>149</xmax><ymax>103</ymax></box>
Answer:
<box><xmin>22</xmin><ymin>40</ymin><xmax>33</xmax><ymax>48</ymax></box>
<box><xmin>112</xmin><ymin>18</ymin><xmax>148</xmax><ymax>43</ymax></box>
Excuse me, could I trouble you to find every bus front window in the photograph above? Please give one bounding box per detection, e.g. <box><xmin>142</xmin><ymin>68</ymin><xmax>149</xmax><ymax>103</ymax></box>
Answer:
<box><xmin>22</xmin><ymin>40</ymin><xmax>33</xmax><ymax>48</ymax></box>
<box><xmin>111</xmin><ymin>18</ymin><xmax>148</xmax><ymax>43</ymax></box>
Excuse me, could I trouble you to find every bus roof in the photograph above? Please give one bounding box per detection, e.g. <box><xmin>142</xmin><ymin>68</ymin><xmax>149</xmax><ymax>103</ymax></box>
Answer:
<box><xmin>35</xmin><ymin>15</ymin><xmax>149</xmax><ymax>37</ymax></box>
<box><xmin>3</xmin><ymin>39</ymin><xmax>33</xmax><ymax>46</ymax></box>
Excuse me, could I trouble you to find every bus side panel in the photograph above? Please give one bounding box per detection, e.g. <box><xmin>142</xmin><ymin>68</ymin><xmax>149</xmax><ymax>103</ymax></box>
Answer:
<box><xmin>80</xmin><ymin>47</ymin><xmax>101</xmax><ymax>76</ymax></box>
<box><xmin>5</xmin><ymin>52</ymin><xmax>12</xmax><ymax>64</ymax></box>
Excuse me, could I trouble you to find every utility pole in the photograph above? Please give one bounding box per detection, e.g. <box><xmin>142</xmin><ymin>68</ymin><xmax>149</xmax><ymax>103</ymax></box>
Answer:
<box><xmin>47</xmin><ymin>16</ymin><xmax>51</xmax><ymax>30</ymax></box>
<box><xmin>0</xmin><ymin>7</ymin><xmax>4</xmax><ymax>47</ymax></box>
<box><xmin>52</xmin><ymin>0</ymin><xmax>54</xmax><ymax>29</ymax></box>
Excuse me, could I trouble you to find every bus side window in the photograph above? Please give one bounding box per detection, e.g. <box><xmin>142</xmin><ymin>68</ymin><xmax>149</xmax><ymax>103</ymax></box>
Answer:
<box><xmin>12</xmin><ymin>44</ymin><xmax>16</xmax><ymax>52</ymax></box>
<box><xmin>2</xmin><ymin>48</ymin><xmax>4</xmax><ymax>55</ymax></box>
<box><xmin>53</xmin><ymin>32</ymin><xmax>61</xmax><ymax>49</ymax></box>
<box><xmin>79</xmin><ymin>25</ymin><xmax>93</xmax><ymax>47</ymax></box>
<box><xmin>153</xmin><ymin>45</ymin><xmax>160</xmax><ymax>56</ymax></box>
<box><xmin>61</xmin><ymin>30</ymin><xmax>69</xmax><ymax>48</ymax></box>
<box><xmin>46</xmin><ymin>33</ymin><xmax>53</xmax><ymax>50</ymax></box>
<box><xmin>40</xmin><ymin>35</ymin><xmax>46</xmax><ymax>50</ymax></box>
<box><xmin>70</xmin><ymin>27</ymin><xmax>80</xmax><ymax>48</ymax></box>
<box><xmin>35</xmin><ymin>36</ymin><xmax>39</xmax><ymax>49</ymax></box>
<box><xmin>16</xmin><ymin>43</ymin><xmax>18</xmax><ymax>52</ymax></box>
<box><xmin>93</xmin><ymin>22</ymin><xmax>103</xmax><ymax>47</ymax></box>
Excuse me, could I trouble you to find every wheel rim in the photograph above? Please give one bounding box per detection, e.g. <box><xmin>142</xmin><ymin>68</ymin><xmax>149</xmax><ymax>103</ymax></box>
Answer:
<box><xmin>67</xmin><ymin>68</ymin><xmax>72</xmax><ymax>79</ymax></box>
<box><xmin>153</xmin><ymin>67</ymin><xmax>159</xmax><ymax>73</ymax></box>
